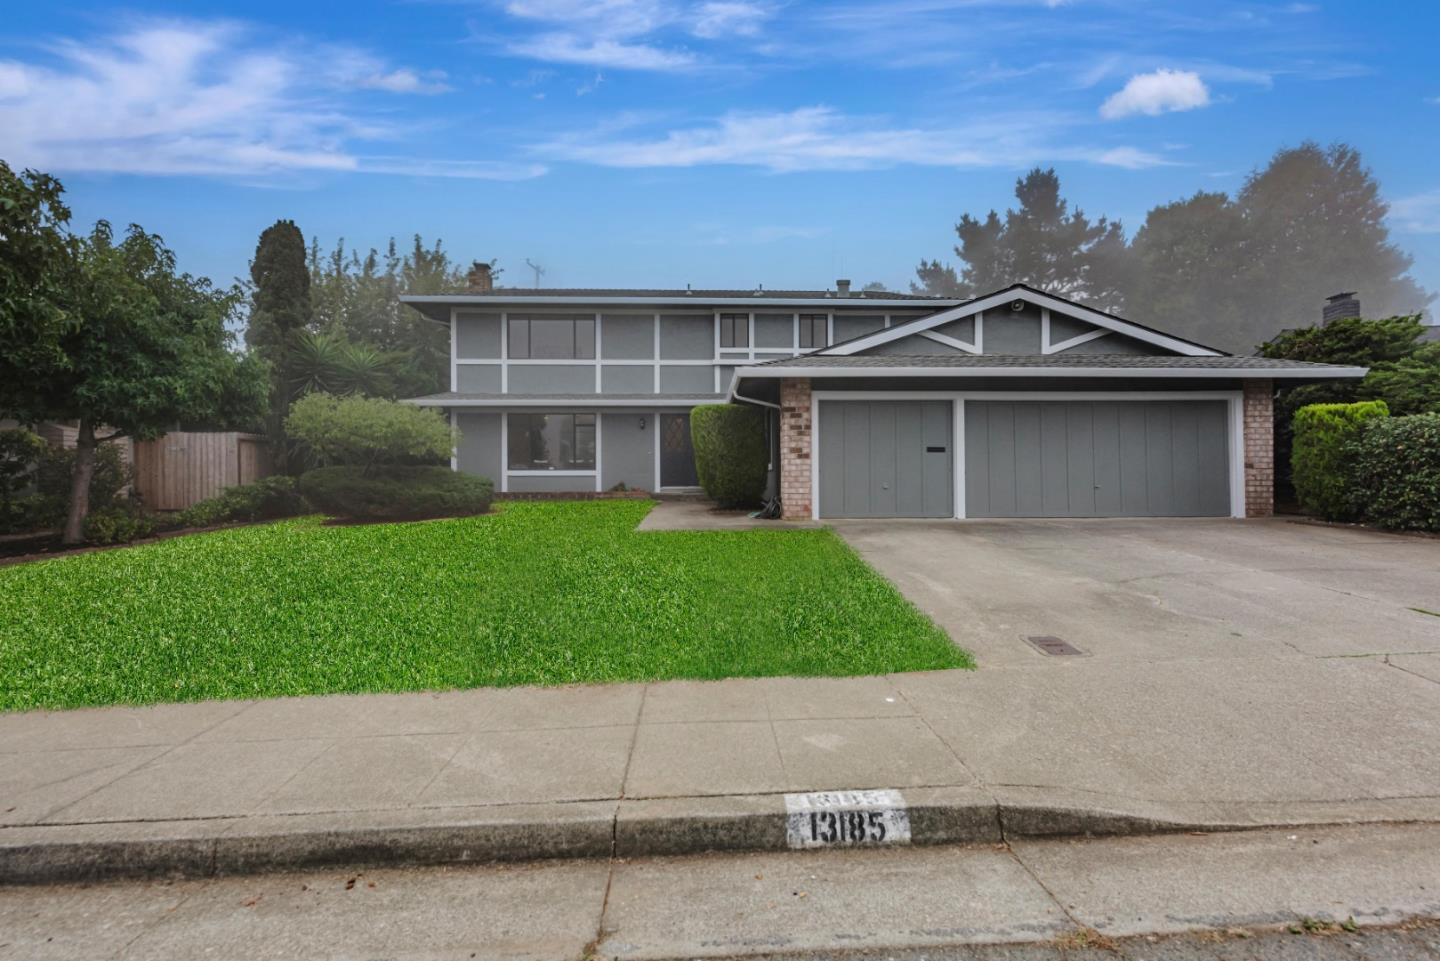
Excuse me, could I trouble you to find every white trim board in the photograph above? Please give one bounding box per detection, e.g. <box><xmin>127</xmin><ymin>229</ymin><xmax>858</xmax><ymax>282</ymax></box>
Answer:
<box><xmin>816</xmin><ymin>286</ymin><xmax>1223</xmax><ymax>358</ymax></box>
<box><xmin>731</xmin><ymin>364</ymin><xmax>1367</xmax><ymax>385</ymax></box>
<box><xmin>807</xmin><ymin>389</ymin><xmax>1248</xmax><ymax>520</ymax></box>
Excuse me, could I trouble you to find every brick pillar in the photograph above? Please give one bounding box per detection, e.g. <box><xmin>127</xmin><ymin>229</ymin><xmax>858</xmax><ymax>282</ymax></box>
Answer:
<box><xmin>779</xmin><ymin>378</ymin><xmax>813</xmax><ymax>520</ymax></box>
<box><xmin>1243</xmin><ymin>380</ymin><xmax>1274</xmax><ymax>518</ymax></box>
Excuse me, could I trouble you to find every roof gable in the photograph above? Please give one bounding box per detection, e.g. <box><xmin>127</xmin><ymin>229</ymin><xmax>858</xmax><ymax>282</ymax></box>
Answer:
<box><xmin>817</xmin><ymin>284</ymin><xmax>1224</xmax><ymax>358</ymax></box>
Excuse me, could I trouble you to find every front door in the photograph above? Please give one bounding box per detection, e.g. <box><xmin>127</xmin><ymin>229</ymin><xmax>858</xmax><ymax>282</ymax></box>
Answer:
<box><xmin>660</xmin><ymin>413</ymin><xmax>699</xmax><ymax>488</ymax></box>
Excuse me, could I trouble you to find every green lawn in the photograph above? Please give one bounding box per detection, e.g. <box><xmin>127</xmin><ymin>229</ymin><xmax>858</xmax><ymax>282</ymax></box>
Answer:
<box><xmin>0</xmin><ymin>501</ymin><xmax>969</xmax><ymax>710</ymax></box>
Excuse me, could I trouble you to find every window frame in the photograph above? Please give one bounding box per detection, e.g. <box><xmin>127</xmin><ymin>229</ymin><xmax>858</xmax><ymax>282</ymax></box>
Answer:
<box><xmin>506</xmin><ymin>412</ymin><xmax>598</xmax><ymax>472</ymax></box>
<box><xmin>719</xmin><ymin>313</ymin><xmax>749</xmax><ymax>349</ymax></box>
<box><xmin>507</xmin><ymin>316</ymin><xmax>596</xmax><ymax>360</ymax></box>
<box><xmin>799</xmin><ymin>314</ymin><xmax>828</xmax><ymax>349</ymax></box>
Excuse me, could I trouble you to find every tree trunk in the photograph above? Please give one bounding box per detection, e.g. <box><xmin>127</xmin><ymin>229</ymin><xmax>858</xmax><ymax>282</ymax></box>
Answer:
<box><xmin>61</xmin><ymin>418</ymin><xmax>98</xmax><ymax>545</ymax></box>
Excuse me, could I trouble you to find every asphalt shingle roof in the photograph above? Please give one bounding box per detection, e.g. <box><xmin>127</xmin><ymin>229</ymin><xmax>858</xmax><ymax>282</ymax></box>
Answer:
<box><xmin>425</xmin><ymin>288</ymin><xmax>947</xmax><ymax>301</ymax></box>
<box><xmin>748</xmin><ymin>353</ymin><xmax>1356</xmax><ymax>371</ymax></box>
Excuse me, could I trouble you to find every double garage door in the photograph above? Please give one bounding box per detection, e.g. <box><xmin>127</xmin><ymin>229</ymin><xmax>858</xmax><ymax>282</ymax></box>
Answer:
<box><xmin>818</xmin><ymin>399</ymin><xmax>1231</xmax><ymax>519</ymax></box>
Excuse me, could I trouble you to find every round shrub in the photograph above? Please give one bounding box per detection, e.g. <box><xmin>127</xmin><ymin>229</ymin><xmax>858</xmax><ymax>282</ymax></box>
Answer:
<box><xmin>176</xmin><ymin>476</ymin><xmax>309</xmax><ymax>528</ymax></box>
<box><xmin>691</xmin><ymin>404</ymin><xmax>768</xmax><ymax>508</ymax></box>
<box><xmin>1351</xmin><ymin>414</ymin><xmax>1440</xmax><ymax>532</ymax></box>
<box><xmin>1291</xmin><ymin>400</ymin><xmax>1388</xmax><ymax>521</ymax></box>
<box><xmin>299</xmin><ymin>465</ymin><xmax>494</xmax><ymax>520</ymax></box>
<box><xmin>83</xmin><ymin>504</ymin><xmax>157</xmax><ymax>545</ymax></box>
<box><xmin>284</xmin><ymin>392</ymin><xmax>455</xmax><ymax>469</ymax></box>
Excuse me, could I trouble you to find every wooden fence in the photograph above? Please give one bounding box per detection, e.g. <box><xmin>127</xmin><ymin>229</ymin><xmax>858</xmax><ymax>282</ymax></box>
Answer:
<box><xmin>132</xmin><ymin>432</ymin><xmax>272</xmax><ymax>511</ymax></box>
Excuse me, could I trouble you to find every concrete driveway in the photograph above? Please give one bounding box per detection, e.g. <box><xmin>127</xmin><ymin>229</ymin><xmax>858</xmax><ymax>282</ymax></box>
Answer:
<box><xmin>831</xmin><ymin>517</ymin><xmax>1440</xmax><ymax>669</ymax></box>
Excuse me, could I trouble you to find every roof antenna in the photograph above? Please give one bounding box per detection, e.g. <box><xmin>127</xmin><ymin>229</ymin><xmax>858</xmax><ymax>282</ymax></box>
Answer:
<box><xmin>524</xmin><ymin>258</ymin><xmax>545</xmax><ymax>289</ymax></box>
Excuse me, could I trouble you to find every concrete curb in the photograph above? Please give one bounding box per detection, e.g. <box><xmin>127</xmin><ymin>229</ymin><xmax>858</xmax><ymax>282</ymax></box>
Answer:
<box><xmin>3</xmin><ymin>793</ymin><xmax>1437</xmax><ymax>886</ymax></box>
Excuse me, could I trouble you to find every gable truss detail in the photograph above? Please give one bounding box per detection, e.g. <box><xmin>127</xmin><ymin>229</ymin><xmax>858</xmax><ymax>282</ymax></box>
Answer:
<box><xmin>1040</xmin><ymin>308</ymin><xmax>1111</xmax><ymax>355</ymax></box>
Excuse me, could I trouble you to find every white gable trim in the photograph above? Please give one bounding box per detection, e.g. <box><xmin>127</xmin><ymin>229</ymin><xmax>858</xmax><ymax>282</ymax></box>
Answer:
<box><xmin>818</xmin><ymin>287</ymin><xmax>1221</xmax><ymax>358</ymax></box>
<box><xmin>917</xmin><ymin>329</ymin><xmax>981</xmax><ymax>354</ymax></box>
<box><xmin>1041</xmin><ymin>307</ymin><xmax>1112</xmax><ymax>355</ymax></box>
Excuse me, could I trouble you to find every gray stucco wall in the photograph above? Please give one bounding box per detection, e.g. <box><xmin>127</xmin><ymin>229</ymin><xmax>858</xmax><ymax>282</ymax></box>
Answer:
<box><xmin>601</xmin><ymin>365</ymin><xmax>655</xmax><ymax>393</ymax></box>
<box><xmin>455</xmin><ymin>312</ymin><xmax>502</xmax><ymax>358</ymax></box>
<box><xmin>660</xmin><ymin>316</ymin><xmax>712</xmax><ymax>359</ymax></box>
<box><xmin>456</xmin><ymin>365</ymin><xmax>502</xmax><ymax>392</ymax></box>
<box><xmin>870</xmin><ymin>335</ymin><xmax>967</xmax><ymax>356</ymax></box>
<box><xmin>507</xmin><ymin>365</ymin><xmax>596</xmax><ymax>393</ymax></box>
<box><xmin>755</xmin><ymin>314</ymin><xmax>792</xmax><ymax>349</ymax></box>
<box><xmin>455</xmin><ymin>412</ymin><xmax>502</xmax><ymax>482</ymax></box>
<box><xmin>600</xmin><ymin>413</ymin><xmax>655</xmax><ymax>490</ymax></box>
<box><xmin>660</xmin><ymin>365</ymin><xmax>714</xmax><ymax>392</ymax></box>
<box><xmin>507</xmin><ymin>473</ymin><xmax>595</xmax><ymax>493</ymax></box>
<box><xmin>833</xmin><ymin>314</ymin><xmax>886</xmax><ymax>343</ymax></box>
<box><xmin>983</xmin><ymin>303</ymin><xmax>1044</xmax><ymax>353</ymax></box>
<box><xmin>601</xmin><ymin>315</ymin><xmax>654</xmax><ymax>359</ymax></box>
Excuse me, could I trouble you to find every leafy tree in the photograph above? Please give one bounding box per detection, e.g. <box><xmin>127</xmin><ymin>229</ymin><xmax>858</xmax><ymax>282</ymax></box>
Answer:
<box><xmin>912</xmin><ymin>168</ymin><xmax>1129</xmax><ymax>311</ymax></box>
<box><xmin>5</xmin><ymin>220</ymin><xmax>267</xmax><ymax>543</ymax></box>
<box><xmin>1127</xmin><ymin>192</ymin><xmax>1247</xmax><ymax>350</ymax></box>
<box><xmin>0</xmin><ymin>162</ymin><xmax>75</xmax><ymax>399</ymax></box>
<box><xmin>1236</xmin><ymin>143</ymin><xmax>1428</xmax><ymax>335</ymax></box>
<box><xmin>307</xmin><ymin>235</ymin><xmax>475</xmax><ymax>397</ymax></box>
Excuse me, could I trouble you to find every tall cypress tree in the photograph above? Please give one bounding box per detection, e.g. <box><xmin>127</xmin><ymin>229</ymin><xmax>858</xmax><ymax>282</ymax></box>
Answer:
<box><xmin>245</xmin><ymin>220</ymin><xmax>311</xmax><ymax>470</ymax></box>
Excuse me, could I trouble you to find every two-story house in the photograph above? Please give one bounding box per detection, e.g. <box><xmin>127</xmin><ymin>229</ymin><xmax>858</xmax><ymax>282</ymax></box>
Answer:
<box><xmin>402</xmin><ymin>266</ymin><xmax>1364</xmax><ymax>521</ymax></box>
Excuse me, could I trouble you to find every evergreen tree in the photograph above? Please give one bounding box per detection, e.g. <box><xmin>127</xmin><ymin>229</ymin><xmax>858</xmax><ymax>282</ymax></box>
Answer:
<box><xmin>246</xmin><ymin>220</ymin><xmax>312</xmax><ymax>468</ymax></box>
<box><xmin>912</xmin><ymin>168</ymin><xmax>1128</xmax><ymax>311</ymax></box>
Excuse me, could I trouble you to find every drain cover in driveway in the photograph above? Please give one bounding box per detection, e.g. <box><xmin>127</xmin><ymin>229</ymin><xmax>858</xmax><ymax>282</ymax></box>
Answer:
<box><xmin>1025</xmin><ymin>635</ymin><xmax>1086</xmax><ymax>657</ymax></box>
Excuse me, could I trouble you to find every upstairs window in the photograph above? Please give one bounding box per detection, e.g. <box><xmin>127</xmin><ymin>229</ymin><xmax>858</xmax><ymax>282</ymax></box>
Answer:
<box><xmin>799</xmin><ymin>314</ymin><xmax>828</xmax><ymax>349</ymax></box>
<box><xmin>719</xmin><ymin>313</ymin><xmax>749</xmax><ymax>349</ymax></box>
<box><xmin>509</xmin><ymin>316</ymin><xmax>595</xmax><ymax>359</ymax></box>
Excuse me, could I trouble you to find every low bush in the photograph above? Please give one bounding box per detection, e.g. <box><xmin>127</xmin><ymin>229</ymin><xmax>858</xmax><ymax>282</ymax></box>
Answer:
<box><xmin>285</xmin><ymin>392</ymin><xmax>454</xmax><ymax>470</ymax></box>
<box><xmin>176</xmin><ymin>476</ymin><xmax>309</xmax><ymax>528</ymax></box>
<box><xmin>691</xmin><ymin>404</ymin><xmax>768</xmax><ymax>508</ymax></box>
<box><xmin>299</xmin><ymin>465</ymin><xmax>493</xmax><ymax>520</ymax></box>
<box><xmin>1351</xmin><ymin>414</ymin><xmax>1440</xmax><ymax>532</ymax></box>
<box><xmin>1291</xmin><ymin>400</ymin><xmax>1389</xmax><ymax>521</ymax></box>
<box><xmin>83</xmin><ymin>503</ymin><xmax>158</xmax><ymax>545</ymax></box>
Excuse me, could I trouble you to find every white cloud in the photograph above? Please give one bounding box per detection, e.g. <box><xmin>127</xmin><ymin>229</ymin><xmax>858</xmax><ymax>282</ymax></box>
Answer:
<box><xmin>497</xmin><ymin>0</ymin><xmax>769</xmax><ymax>70</ymax></box>
<box><xmin>1100</xmin><ymin>69</ymin><xmax>1211</xmax><ymax>119</ymax></box>
<box><xmin>539</xmin><ymin>106</ymin><xmax>1175</xmax><ymax>172</ymax></box>
<box><xmin>1390</xmin><ymin>190</ymin><xmax>1440</xmax><ymax>234</ymax></box>
<box><xmin>0</xmin><ymin>20</ymin><xmax>539</xmax><ymax>181</ymax></box>
<box><xmin>692</xmin><ymin>2</ymin><xmax>771</xmax><ymax>38</ymax></box>
<box><xmin>507</xmin><ymin>34</ymin><xmax>696</xmax><ymax>70</ymax></box>
<box><xmin>357</xmin><ymin>68</ymin><xmax>452</xmax><ymax>95</ymax></box>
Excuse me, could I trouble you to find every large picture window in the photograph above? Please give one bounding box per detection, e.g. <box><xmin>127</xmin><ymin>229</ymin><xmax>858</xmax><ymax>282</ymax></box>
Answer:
<box><xmin>508</xmin><ymin>316</ymin><xmax>596</xmax><ymax>359</ymax></box>
<box><xmin>799</xmin><ymin>314</ymin><xmax>828</xmax><ymax>349</ymax></box>
<box><xmin>507</xmin><ymin>413</ymin><xmax>597</xmax><ymax>471</ymax></box>
<box><xmin>719</xmin><ymin>313</ymin><xmax>749</xmax><ymax>349</ymax></box>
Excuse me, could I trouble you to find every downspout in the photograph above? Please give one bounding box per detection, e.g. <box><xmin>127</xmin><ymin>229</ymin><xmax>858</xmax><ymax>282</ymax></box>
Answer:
<box><xmin>731</xmin><ymin>387</ymin><xmax>782</xmax><ymax>518</ymax></box>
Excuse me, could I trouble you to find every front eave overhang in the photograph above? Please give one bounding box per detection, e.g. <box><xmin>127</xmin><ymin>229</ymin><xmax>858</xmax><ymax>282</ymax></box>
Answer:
<box><xmin>727</xmin><ymin>364</ymin><xmax>1369</xmax><ymax>401</ymax></box>
<box><xmin>404</xmin><ymin>395</ymin><xmax>722</xmax><ymax>408</ymax></box>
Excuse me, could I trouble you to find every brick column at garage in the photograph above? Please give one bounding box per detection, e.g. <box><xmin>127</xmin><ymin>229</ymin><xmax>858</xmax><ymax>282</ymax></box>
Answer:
<box><xmin>1243</xmin><ymin>379</ymin><xmax>1275</xmax><ymax>518</ymax></box>
<box><xmin>779</xmin><ymin>377</ymin><xmax>813</xmax><ymax>520</ymax></box>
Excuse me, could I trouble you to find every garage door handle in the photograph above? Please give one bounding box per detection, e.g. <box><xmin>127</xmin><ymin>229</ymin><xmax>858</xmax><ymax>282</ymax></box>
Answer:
<box><xmin>926</xmin><ymin>446</ymin><xmax>946</xmax><ymax>453</ymax></box>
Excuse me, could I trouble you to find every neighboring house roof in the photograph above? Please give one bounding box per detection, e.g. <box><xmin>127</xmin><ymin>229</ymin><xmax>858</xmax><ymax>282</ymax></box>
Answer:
<box><xmin>404</xmin><ymin>392</ymin><xmax>726</xmax><ymax>407</ymax></box>
<box><xmin>733</xmin><ymin>354</ymin><xmax>1368</xmax><ymax>381</ymax></box>
<box><xmin>817</xmin><ymin>283</ymin><xmax>1225</xmax><ymax>358</ymax></box>
<box><xmin>429</xmin><ymin>287</ymin><xmax>945</xmax><ymax>301</ymax></box>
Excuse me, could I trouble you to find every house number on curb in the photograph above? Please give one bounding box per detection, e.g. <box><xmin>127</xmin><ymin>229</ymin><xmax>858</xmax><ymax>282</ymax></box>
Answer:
<box><xmin>783</xmin><ymin>789</ymin><xmax>911</xmax><ymax>849</ymax></box>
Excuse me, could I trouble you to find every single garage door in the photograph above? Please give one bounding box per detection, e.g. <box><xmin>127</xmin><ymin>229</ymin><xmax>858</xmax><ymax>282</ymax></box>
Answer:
<box><xmin>819</xmin><ymin>401</ymin><xmax>953</xmax><ymax>518</ymax></box>
<box><xmin>964</xmin><ymin>400</ymin><xmax>1231</xmax><ymax>518</ymax></box>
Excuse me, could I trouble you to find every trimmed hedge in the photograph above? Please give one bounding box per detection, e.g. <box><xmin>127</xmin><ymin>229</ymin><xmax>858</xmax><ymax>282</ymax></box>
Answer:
<box><xmin>299</xmin><ymin>465</ymin><xmax>494</xmax><ymax>520</ymax></box>
<box><xmin>83</xmin><ymin>504</ymin><xmax>158</xmax><ymax>545</ymax></box>
<box><xmin>1292</xmin><ymin>401</ymin><xmax>1389</xmax><ymax>521</ymax></box>
<box><xmin>175</xmin><ymin>476</ymin><xmax>309</xmax><ymax>528</ymax></box>
<box><xmin>691</xmin><ymin>404</ymin><xmax>768</xmax><ymax>508</ymax></box>
<box><xmin>1351</xmin><ymin>414</ymin><xmax>1440</xmax><ymax>532</ymax></box>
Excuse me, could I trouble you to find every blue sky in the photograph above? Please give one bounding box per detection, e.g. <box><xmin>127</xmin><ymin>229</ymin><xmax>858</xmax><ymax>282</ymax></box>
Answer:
<box><xmin>3</xmin><ymin>0</ymin><xmax>1438</xmax><ymax>304</ymax></box>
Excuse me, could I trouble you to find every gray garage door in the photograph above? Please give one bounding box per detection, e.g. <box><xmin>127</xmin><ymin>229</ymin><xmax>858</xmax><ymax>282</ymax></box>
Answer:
<box><xmin>964</xmin><ymin>400</ymin><xmax>1231</xmax><ymax>518</ymax></box>
<box><xmin>819</xmin><ymin>401</ymin><xmax>953</xmax><ymax>518</ymax></box>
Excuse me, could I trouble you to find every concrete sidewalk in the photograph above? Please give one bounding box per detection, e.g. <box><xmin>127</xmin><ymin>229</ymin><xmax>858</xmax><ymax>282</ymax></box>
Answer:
<box><xmin>5</xmin><ymin>648</ymin><xmax>1440</xmax><ymax>882</ymax></box>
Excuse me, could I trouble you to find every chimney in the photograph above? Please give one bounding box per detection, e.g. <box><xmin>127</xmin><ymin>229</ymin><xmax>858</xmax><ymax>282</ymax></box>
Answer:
<box><xmin>1323</xmin><ymin>291</ymin><xmax>1359</xmax><ymax>324</ymax></box>
<box><xmin>466</xmin><ymin>261</ymin><xmax>494</xmax><ymax>293</ymax></box>
<box><xmin>836</xmin><ymin>278</ymin><xmax>852</xmax><ymax>298</ymax></box>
